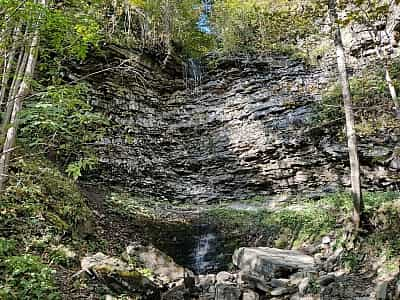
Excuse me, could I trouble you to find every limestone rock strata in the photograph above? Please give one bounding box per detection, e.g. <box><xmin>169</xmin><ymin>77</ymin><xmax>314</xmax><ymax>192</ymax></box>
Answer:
<box><xmin>75</xmin><ymin>46</ymin><xmax>400</xmax><ymax>202</ymax></box>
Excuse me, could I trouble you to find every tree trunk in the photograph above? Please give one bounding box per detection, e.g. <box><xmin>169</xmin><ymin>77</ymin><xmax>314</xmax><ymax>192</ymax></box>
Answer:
<box><xmin>0</xmin><ymin>0</ymin><xmax>45</xmax><ymax>191</ymax></box>
<box><xmin>0</xmin><ymin>26</ymin><xmax>21</xmax><ymax>111</ymax></box>
<box><xmin>372</xmin><ymin>44</ymin><xmax>400</xmax><ymax>118</ymax></box>
<box><xmin>1</xmin><ymin>37</ymin><xmax>28</xmax><ymax>137</ymax></box>
<box><xmin>384</xmin><ymin>66</ymin><xmax>400</xmax><ymax>118</ymax></box>
<box><xmin>328</xmin><ymin>0</ymin><xmax>363</xmax><ymax>230</ymax></box>
<box><xmin>0</xmin><ymin>42</ymin><xmax>17</xmax><ymax>108</ymax></box>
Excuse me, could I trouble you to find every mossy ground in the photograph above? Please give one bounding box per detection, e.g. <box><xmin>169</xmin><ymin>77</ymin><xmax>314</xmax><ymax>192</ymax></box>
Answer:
<box><xmin>204</xmin><ymin>192</ymin><xmax>400</xmax><ymax>273</ymax></box>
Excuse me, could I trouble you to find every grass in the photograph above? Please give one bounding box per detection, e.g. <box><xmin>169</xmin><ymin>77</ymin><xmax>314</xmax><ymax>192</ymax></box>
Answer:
<box><xmin>205</xmin><ymin>200</ymin><xmax>336</xmax><ymax>250</ymax></box>
<box><xmin>204</xmin><ymin>191</ymin><xmax>400</xmax><ymax>270</ymax></box>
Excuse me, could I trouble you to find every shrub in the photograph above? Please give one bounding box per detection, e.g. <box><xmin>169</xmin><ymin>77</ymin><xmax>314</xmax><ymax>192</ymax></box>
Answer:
<box><xmin>19</xmin><ymin>84</ymin><xmax>109</xmax><ymax>180</ymax></box>
<box><xmin>0</xmin><ymin>157</ymin><xmax>92</xmax><ymax>239</ymax></box>
<box><xmin>0</xmin><ymin>255</ymin><xmax>60</xmax><ymax>300</ymax></box>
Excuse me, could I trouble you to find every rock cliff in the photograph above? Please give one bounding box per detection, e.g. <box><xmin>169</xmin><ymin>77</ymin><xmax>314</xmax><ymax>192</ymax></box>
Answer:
<box><xmin>72</xmin><ymin>45</ymin><xmax>400</xmax><ymax>203</ymax></box>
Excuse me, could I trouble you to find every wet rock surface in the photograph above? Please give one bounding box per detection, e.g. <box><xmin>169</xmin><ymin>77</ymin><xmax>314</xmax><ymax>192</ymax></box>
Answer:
<box><xmin>73</xmin><ymin>46</ymin><xmax>400</xmax><ymax>203</ymax></box>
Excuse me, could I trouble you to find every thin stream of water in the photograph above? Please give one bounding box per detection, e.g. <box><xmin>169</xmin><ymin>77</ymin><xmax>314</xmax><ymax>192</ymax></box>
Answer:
<box><xmin>192</xmin><ymin>232</ymin><xmax>217</xmax><ymax>274</ymax></box>
<box><xmin>184</xmin><ymin>58</ymin><xmax>203</xmax><ymax>94</ymax></box>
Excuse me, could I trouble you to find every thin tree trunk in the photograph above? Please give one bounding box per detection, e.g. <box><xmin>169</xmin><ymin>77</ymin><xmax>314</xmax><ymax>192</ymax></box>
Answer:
<box><xmin>0</xmin><ymin>0</ymin><xmax>45</xmax><ymax>191</ymax></box>
<box><xmin>0</xmin><ymin>34</ymin><xmax>37</xmax><ymax>190</ymax></box>
<box><xmin>384</xmin><ymin>66</ymin><xmax>400</xmax><ymax>117</ymax></box>
<box><xmin>376</xmin><ymin>48</ymin><xmax>400</xmax><ymax>118</ymax></box>
<box><xmin>1</xmin><ymin>41</ymin><xmax>28</xmax><ymax>137</ymax></box>
<box><xmin>328</xmin><ymin>0</ymin><xmax>363</xmax><ymax>230</ymax></box>
<box><xmin>0</xmin><ymin>26</ymin><xmax>20</xmax><ymax>108</ymax></box>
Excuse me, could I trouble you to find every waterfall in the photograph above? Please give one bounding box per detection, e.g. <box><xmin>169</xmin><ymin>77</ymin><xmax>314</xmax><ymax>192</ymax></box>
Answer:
<box><xmin>185</xmin><ymin>58</ymin><xmax>202</xmax><ymax>94</ymax></box>
<box><xmin>191</xmin><ymin>226</ymin><xmax>218</xmax><ymax>274</ymax></box>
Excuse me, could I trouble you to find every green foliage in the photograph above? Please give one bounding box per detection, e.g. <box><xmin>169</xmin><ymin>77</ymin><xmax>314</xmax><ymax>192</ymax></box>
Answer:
<box><xmin>137</xmin><ymin>267</ymin><xmax>154</xmax><ymax>279</ymax></box>
<box><xmin>0</xmin><ymin>239</ymin><xmax>17</xmax><ymax>258</ymax></box>
<box><xmin>317</xmin><ymin>191</ymin><xmax>400</xmax><ymax>270</ymax></box>
<box><xmin>211</xmin><ymin>0</ymin><xmax>317</xmax><ymax>55</ymax></box>
<box><xmin>206</xmin><ymin>199</ymin><xmax>336</xmax><ymax>249</ymax></box>
<box><xmin>106</xmin><ymin>192</ymin><xmax>161</xmax><ymax>218</ymax></box>
<box><xmin>0</xmin><ymin>156</ymin><xmax>92</xmax><ymax>239</ymax></box>
<box><xmin>318</xmin><ymin>191</ymin><xmax>400</xmax><ymax>213</ymax></box>
<box><xmin>313</xmin><ymin>65</ymin><xmax>400</xmax><ymax>136</ymax></box>
<box><xmin>39</xmin><ymin>3</ymin><xmax>101</xmax><ymax>82</ymax></box>
<box><xmin>0</xmin><ymin>0</ymin><xmax>101</xmax><ymax>84</ymax></box>
<box><xmin>341</xmin><ymin>251</ymin><xmax>364</xmax><ymax>271</ymax></box>
<box><xmin>268</xmin><ymin>206</ymin><xmax>336</xmax><ymax>246</ymax></box>
<box><xmin>0</xmin><ymin>255</ymin><xmax>60</xmax><ymax>300</ymax></box>
<box><xmin>103</xmin><ymin>0</ymin><xmax>215</xmax><ymax>57</ymax></box>
<box><xmin>0</xmin><ymin>0</ymin><xmax>46</xmax><ymax>32</ymax></box>
<box><xmin>207</xmin><ymin>192</ymin><xmax>400</xmax><ymax>252</ymax></box>
<box><xmin>0</xmin><ymin>155</ymin><xmax>95</xmax><ymax>297</ymax></box>
<box><xmin>19</xmin><ymin>84</ymin><xmax>109</xmax><ymax>180</ymax></box>
<box><xmin>308</xmin><ymin>277</ymin><xmax>320</xmax><ymax>294</ymax></box>
<box><xmin>364</xmin><ymin>192</ymin><xmax>400</xmax><ymax>211</ymax></box>
<box><xmin>66</xmin><ymin>157</ymin><xmax>98</xmax><ymax>181</ymax></box>
<box><xmin>337</xmin><ymin>0</ymin><xmax>392</xmax><ymax>28</ymax></box>
<box><xmin>49</xmin><ymin>245</ymin><xmax>77</xmax><ymax>268</ymax></box>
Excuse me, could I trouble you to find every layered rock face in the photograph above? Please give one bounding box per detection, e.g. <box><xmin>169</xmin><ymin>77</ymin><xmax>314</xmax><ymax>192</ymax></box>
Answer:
<box><xmin>76</xmin><ymin>46</ymin><xmax>400</xmax><ymax>203</ymax></box>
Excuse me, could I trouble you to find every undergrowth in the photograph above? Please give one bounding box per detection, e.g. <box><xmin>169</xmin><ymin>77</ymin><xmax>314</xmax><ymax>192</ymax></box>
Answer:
<box><xmin>205</xmin><ymin>191</ymin><xmax>400</xmax><ymax>270</ymax></box>
<box><xmin>0</xmin><ymin>155</ymin><xmax>95</xmax><ymax>299</ymax></box>
<box><xmin>311</xmin><ymin>63</ymin><xmax>400</xmax><ymax>138</ymax></box>
<box><xmin>0</xmin><ymin>249</ymin><xmax>60</xmax><ymax>300</ymax></box>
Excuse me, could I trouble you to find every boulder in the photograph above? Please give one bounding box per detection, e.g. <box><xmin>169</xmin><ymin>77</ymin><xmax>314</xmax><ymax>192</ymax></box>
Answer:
<box><xmin>290</xmin><ymin>294</ymin><xmax>320</xmax><ymax>300</ymax></box>
<box><xmin>197</xmin><ymin>274</ymin><xmax>216</xmax><ymax>289</ymax></box>
<box><xmin>216</xmin><ymin>271</ymin><xmax>235</xmax><ymax>284</ymax></box>
<box><xmin>298</xmin><ymin>277</ymin><xmax>310</xmax><ymax>296</ymax></box>
<box><xmin>270</xmin><ymin>286</ymin><xmax>297</xmax><ymax>296</ymax></box>
<box><xmin>81</xmin><ymin>252</ymin><xmax>160</xmax><ymax>298</ymax></box>
<box><xmin>161</xmin><ymin>285</ymin><xmax>190</xmax><ymax>300</ymax></box>
<box><xmin>238</xmin><ymin>270</ymin><xmax>270</xmax><ymax>292</ymax></box>
<box><xmin>125</xmin><ymin>243</ymin><xmax>189</xmax><ymax>284</ymax></box>
<box><xmin>233</xmin><ymin>247</ymin><xmax>315</xmax><ymax>278</ymax></box>
<box><xmin>242</xmin><ymin>289</ymin><xmax>260</xmax><ymax>300</ymax></box>
<box><xmin>319</xmin><ymin>274</ymin><xmax>336</xmax><ymax>287</ymax></box>
<box><xmin>215</xmin><ymin>283</ymin><xmax>241</xmax><ymax>300</ymax></box>
<box><xmin>270</xmin><ymin>278</ymin><xmax>290</xmax><ymax>288</ymax></box>
<box><xmin>375</xmin><ymin>280</ymin><xmax>389</xmax><ymax>300</ymax></box>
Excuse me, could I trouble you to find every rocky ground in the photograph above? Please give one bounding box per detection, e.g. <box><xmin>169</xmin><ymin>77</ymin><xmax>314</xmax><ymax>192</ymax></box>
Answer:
<box><xmin>56</xmin><ymin>186</ymin><xmax>400</xmax><ymax>300</ymax></box>
<box><xmin>76</xmin><ymin>234</ymin><xmax>398</xmax><ymax>300</ymax></box>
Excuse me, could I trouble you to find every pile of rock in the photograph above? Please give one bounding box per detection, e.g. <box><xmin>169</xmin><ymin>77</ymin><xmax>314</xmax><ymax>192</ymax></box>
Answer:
<box><xmin>179</xmin><ymin>247</ymin><xmax>319</xmax><ymax>300</ymax></box>
<box><xmin>79</xmin><ymin>242</ymin><xmax>399</xmax><ymax>300</ymax></box>
<box><xmin>79</xmin><ymin>244</ymin><xmax>322</xmax><ymax>299</ymax></box>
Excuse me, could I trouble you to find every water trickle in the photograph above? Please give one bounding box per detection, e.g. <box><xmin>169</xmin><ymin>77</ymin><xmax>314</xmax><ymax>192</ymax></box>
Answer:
<box><xmin>184</xmin><ymin>58</ymin><xmax>202</xmax><ymax>95</ymax></box>
<box><xmin>192</xmin><ymin>232</ymin><xmax>217</xmax><ymax>274</ymax></box>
